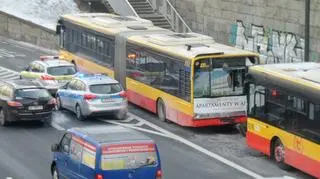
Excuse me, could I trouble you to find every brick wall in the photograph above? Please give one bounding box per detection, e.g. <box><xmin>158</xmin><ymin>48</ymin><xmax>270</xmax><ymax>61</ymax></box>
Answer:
<box><xmin>0</xmin><ymin>11</ymin><xmax>58</xmax><ymax>49</ymax></box>
<box><xmin>170</xmin><ymin>0</ymin><xmax>320</xmax><ymax>63</ymax></box>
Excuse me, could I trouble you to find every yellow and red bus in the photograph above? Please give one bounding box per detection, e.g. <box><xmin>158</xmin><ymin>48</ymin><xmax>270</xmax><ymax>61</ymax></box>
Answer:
<box><xmin>56</xmin><ymin>13</ymin><xmax>259</xmax><ymax>127</ymax></box>
<box><xmin>246</xmin><ymin>62</ymin><xmax>320</xmax><ymax>177</ymax></box>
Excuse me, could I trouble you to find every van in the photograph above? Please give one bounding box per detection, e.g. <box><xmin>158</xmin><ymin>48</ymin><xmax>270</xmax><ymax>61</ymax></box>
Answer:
<box><xmin>50</xmin><ymin>125</ymin><xmax>162</xmax><ymax>179</ymax></box>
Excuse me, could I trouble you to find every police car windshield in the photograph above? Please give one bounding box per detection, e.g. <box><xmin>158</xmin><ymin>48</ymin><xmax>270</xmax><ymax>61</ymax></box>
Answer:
<box><xmin>47</xmin><ymin>66</ymin><xmax>76</xmax><ymax>76</ymax></box>
<box><xmin>89</xmin><ymin>83</ymin><xmax>122</xmax><ymax>94</ymax></box>
<box><xmin>15</xmin><ymin>88</ymin><xmax>51</xmax><ymax>99</ymax></box>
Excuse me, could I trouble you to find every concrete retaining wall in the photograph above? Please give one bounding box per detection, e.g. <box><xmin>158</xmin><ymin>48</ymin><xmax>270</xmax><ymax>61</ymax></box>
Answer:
<box><xmin>170</xmin><ymin>0</ymin><xmax>320</xmax><ymax>63</ymax></box>
<box><xmin>0</xmin><ymin>11</ymin><xmax>58</xmax><ymax>50</ymax></box>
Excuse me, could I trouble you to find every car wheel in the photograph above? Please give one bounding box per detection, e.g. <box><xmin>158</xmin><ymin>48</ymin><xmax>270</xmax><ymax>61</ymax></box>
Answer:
<box><xmin>0</xmin><ymin>109</ymin><xmax>9</xmax><ymax>127</ymax></box>
<box><xmin>273</xmin><ymin>138</ymin><xmax>290</xmax><ymax>170</ymax></box>
<box><xmin>52</xmin><ymin>165</ymin><xmax>59</xmax><ymax>179</ymax></box>
<box><xmin>75</xmin><ymin>105</ymin><xmax>85</xmax><ymax>121</ymax></box>
<box><xmin>56</xmin><ymin>96</ymin><xmax>63</xmax><ymax>110</ymax></box>
<box><xmin>157</xmin><ymin>99</ymin><xmax>167</xmax><ymax>122</ymax></box>
<box><xmin>42</xmin><ymin>115</ymin><xmax>52</xmax><ymax>127</ymax></box>
<box><xmin>19</xmin><ymin>75</ymin><xmax>23</xmax><ymax>79</ymax></box>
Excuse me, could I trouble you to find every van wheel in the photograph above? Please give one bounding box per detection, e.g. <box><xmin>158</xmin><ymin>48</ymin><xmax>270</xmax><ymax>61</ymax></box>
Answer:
<box><xmin>157</xmin><ymin>99</ymin><xmax>167</xmax><ymax>122</ymax></box>
<box><xmin>0</xmin><ymin>109</ymin><xmax>9</xmax><ymax>126</ymax></box>
<box><xmin>52</xmin><ymin>165</ymin><xmax>59</xmax><ymax>179</ymax></box>
<box><xmin>75</xmin><ymin>105</ymin><xmax>85</xmax><ymax>121</ymax></box>
<box><xmin>273</xmin><ymin>139</ymin><xmax>290</xmax><ymax>170</ymax></box>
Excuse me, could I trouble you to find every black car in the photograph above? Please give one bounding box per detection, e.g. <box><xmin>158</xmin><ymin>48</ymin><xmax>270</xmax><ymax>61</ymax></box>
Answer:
<box><xmin>0</xmin><ymin>79</ymin><xmax>56</xmax><ymax>126</ymax></box>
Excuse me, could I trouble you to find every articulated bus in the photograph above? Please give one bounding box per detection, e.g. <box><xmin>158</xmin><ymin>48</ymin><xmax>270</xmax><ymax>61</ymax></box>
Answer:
<box><xmin>56</xmin><ymin>13</ymin><xmax>259</xmax><ymax>127</ymax></box>
<box><xmin>246</xmin><ymin>63</ymin><xmax>320</xmax><ymax>178</ymax></box>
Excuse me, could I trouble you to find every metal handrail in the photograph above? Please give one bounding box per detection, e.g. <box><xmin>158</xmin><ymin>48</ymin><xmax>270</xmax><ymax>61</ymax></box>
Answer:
<box><xmin>147</xmin><ymin>0</ymin><xmax>192</xmax><ymax>32</ymax></box>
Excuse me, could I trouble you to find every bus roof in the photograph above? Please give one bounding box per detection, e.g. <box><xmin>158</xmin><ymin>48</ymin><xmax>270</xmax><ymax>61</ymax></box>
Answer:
<box><xmin>249</xmin><ymin>62</ymin><xmax>320</xmax><ymax>102</ymax></box>
<box><xmin>61</xmin><ymin>13</ymin><xmax>258</xmax><ymax>61</ymax></box>
<box><xmin>61</xmin><ymin>13</ymin><xmax>168</xmax><ymax>36</ymax></box>
<box><xmin>127</xmin><ymin>32</ymin><xmax>258</xmax><ymax>60</ymax></box>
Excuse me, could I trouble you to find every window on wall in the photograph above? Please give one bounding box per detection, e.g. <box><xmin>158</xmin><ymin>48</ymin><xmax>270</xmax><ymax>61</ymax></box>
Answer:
<box><xmin>126</xmin><ymin>46</ymin><xmax>191</xmax><ymax>101</ymax></box>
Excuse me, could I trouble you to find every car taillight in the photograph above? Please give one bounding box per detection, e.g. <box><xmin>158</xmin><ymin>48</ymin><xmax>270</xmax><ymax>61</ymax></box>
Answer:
<box><xmin>41</xmin><ymin>74</ymin><xmax>55</xmax><ymax>80</ymax></box>
<box><xmin>84</xmin><ymin>94</ymin><xmax>97</xmax><ymax>100</ymax></box>
<box><xmin>48</xmin><ymin>98</ymin><xmax>56</xmax><ymax>105</ymax></box>
<box><xmin>95</xmin><ymin>174</ymin><xmax>103</xmax><ymax>179</ymax></box>
<box><xmin>119</xmin><ymin>91</ymin><xmax>127</xmax><ymax>98</ymax></box>
<box><xmin>7</xmin><ymin>101</ymin><xmax>22</xmax><ymax>107</ymax></box>
<box><xmin>156</xmin><ymin>169</ymin><xmax>162</xmax><ymax>179</ymax></box>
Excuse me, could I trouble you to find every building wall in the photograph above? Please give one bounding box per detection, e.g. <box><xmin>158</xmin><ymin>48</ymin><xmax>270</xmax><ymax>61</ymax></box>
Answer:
<box><xmin>0</xmin><ymin>11</ymin><xmax>58</xmax><ymax>49</ymax></box>
<box><xmin>171</xmin><ymin>0</ymin><xmax>320</xmax><ymax>63</ymax></box>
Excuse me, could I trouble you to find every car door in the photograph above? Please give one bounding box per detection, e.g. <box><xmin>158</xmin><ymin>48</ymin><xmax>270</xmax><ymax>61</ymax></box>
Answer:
<box><xmin>55</xmin><ymin>133</ymin><xmax>71</xmax><ymax>179</ymax></box>
<box><xmin>60</xmin><ymin>80</ymin><xmax>77</xmax><ymax>110</ymax></box>
<box><xmin>68</xmin><ymin>137</ymin><xmax>84</xmax><ymax>179</ymax></box>
<box><xmin>21</xmin><ymin>62</ymin><xmax>43</xmax><ymax>79</ymax></box>
<box><xmin>69</xmin><ymin>80</ymin><xmax>86</xmax><ymax>111</ymax></box>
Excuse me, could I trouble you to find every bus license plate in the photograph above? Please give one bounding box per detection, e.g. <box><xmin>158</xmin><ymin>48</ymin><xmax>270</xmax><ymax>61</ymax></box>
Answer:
<box><xmin>28</xmin><ymin>106</ymin><xmax>43</xmax><ymax>110</ymax></box>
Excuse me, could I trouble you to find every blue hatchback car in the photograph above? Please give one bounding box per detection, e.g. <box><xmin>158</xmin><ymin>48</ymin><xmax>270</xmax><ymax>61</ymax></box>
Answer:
<box><xmin>50</xmin><ymin>125</ymin><xmax>162</xmax><ymax>179</ymax></box>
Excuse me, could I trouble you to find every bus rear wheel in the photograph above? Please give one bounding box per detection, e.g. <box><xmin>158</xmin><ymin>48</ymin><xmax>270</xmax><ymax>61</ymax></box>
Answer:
<box><xmin>273</xmin><ymin>138</ymin><xmax>290</xmax><ymax>170</ymax></box>
<box><xmin>157</xmin><ymin>99</ymin><xmax>167</xmax><ymax>122</ymax></box>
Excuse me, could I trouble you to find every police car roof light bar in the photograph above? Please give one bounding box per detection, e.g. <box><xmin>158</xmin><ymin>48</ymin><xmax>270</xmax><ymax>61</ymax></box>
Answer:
<box><xmin>40</xmin><ymin>55</ymin><xmax>59</xmax><ymax>61</ymax></box>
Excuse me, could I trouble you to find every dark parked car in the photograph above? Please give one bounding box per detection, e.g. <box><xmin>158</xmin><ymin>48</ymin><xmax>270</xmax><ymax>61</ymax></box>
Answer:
<box><xmin>0</xmin><ymin>79</ymin><xmax>56</xmax><ymax>126</ymax></box>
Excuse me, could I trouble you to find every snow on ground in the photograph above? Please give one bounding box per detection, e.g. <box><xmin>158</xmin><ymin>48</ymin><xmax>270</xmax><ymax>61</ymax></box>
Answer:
<box><xmin>0</xmin><ymin>0</ymin><xmax>80</xmax><ymax>30</ymax></box>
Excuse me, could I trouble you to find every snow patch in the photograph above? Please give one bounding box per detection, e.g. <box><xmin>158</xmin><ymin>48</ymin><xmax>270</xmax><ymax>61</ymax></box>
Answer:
<box><xmin>0</xmin><ymin>0</ymin><xmax>80</xmax><ymax>30</ymax></box>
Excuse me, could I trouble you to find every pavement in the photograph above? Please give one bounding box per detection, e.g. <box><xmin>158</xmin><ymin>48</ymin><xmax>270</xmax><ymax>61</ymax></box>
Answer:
<box><xmin>0</xmin><ymin>37</ymin><xmax>315</xmax><ymax>179</ymax></box>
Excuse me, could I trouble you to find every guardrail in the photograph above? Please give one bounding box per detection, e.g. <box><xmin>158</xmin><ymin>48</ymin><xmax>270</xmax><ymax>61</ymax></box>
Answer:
<box><xmin>147</xmin><ymin>0</ymin><xmax>191</xmax><ymax>33</ymax></box>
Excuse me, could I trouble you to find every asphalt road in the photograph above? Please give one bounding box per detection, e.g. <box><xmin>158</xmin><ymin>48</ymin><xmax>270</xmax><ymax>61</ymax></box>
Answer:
<box><xmin>0</xmin><ymin>37</ymin><xmax>315</xmax><ymax>179</ymax></box>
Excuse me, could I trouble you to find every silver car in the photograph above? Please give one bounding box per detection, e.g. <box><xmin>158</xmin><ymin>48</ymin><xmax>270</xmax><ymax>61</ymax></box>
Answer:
<box><xmin>56</xmin><ymin>74</ymin><xmax>128</xmax><ymax>120</ymax></box>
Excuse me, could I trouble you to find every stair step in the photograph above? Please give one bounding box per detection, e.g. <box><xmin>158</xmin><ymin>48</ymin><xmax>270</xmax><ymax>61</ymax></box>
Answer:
<box><xmin>135</xmin><ymin>10</ymin><xmax>154</xmax><ymax>14</ymax></box>
<box><xmin>128</xmin><ymin>0</ymin><xmax>147</xmax><ymax>2</ymax></box>
<box><xmin>131</xmin><ymin>6</ymin><xmax>153</xmax><ymax>11</ymax></box>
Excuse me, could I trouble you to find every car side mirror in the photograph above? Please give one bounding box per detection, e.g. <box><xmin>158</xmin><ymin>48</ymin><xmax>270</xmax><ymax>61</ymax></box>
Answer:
<box><xmin>61</xmin><ymin>82</ymin><xmax>69</xmax><ymax>89</ymax></box>
<box><xmin>51</xmin><ymin>143</ymin><xmax>59</xmax><ymax>152</ymax></box>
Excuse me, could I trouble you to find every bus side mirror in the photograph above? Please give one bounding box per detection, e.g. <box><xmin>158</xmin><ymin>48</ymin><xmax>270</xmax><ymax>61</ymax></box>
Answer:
<box><xmin>56</xmin><ymin>24</ymin><xmax>61</xmax><ymax>35</ymax></box>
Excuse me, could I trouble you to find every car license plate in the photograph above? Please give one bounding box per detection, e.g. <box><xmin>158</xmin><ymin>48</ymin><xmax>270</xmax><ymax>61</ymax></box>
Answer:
<box><xmin>58</xmin><ymin>80</ymin><xmax>68</xmax><ymax>85</ymax></box>
<box><xmin>28</xmin><ymin>106</ymin><xmax>43</xmax><ymax>110</ymax></box>
<box><xmin>101</xmin><ymin>98</ymin><xmax>115</xmax><ymax>103</ymax></box>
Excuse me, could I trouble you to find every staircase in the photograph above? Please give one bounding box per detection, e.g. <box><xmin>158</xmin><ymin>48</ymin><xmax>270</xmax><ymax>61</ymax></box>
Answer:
<box><xmin>127</xmin><ymin>0</ymin><xmax>172</xmax><ymax>30</ymax></box>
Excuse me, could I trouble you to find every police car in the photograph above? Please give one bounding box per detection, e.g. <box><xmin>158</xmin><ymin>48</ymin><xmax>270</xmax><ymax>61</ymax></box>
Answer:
<box><xmin>20</xmin><ymin>56</ymin><xmax>77</xmax><ymax>95</ymax></box>
<box><xmin>56</xmin><ymin>74</ymin><xmax>128</xmax><ymax>120</ymax></box>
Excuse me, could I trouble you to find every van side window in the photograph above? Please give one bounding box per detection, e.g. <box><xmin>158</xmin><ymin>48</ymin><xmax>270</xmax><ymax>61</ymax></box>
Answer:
<box><xmin>60</xmin><ymin>133</ymin><xmax>71</xmax><ymax>153</ymax></box>
<box><xmin>70</xmin><ymin>137</ymin><xmax>83</xmax><ymax>162</ymax></box>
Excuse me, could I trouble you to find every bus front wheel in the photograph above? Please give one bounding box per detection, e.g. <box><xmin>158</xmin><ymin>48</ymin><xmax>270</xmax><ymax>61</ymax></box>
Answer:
<box><xmin>272</xmin><ymin>138</ymin><xmax>291</xmax><ymax>170</ymax></box>
<box><xmin>157</xmin><ymin>99</ymin><xmax>167</xmax><ymax>122</ymax></box>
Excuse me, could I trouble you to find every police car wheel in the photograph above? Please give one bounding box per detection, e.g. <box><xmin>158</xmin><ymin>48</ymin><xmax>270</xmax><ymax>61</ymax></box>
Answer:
<box><xmin>75</xmin><ymin>105</ymin><xmax>85</xmax><ymax>121</ymax></box>
<box><xmin>56</xmin><ymin>96</ymin><xmax>62</xmax><ymax>110</ymax></box>
<box><xmin>115</xmin><ymin>111</ymin><xmax>127</xmax><ymax>120</ymax></box>
<box><xmin>52</xmin><ymin>166</ymin><xmax>59</xmax><ymax>179</ymax></box>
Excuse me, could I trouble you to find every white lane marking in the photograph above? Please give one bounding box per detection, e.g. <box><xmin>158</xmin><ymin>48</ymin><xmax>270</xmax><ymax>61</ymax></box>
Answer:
<box><xmin>0</xmin><ymin>67</ymin><xmax>19</xmax><ymax>75</ymax></box>
<box><xmin>6</xmin><ymin>177</ymin><xmax>13</xmax><ymax>179</ymax></box>
<box><xmin>51</xmin><ymin>122</ymin><xmax>65</xmax><ymax>131</ymax></box>
<box><xmin>105</xmin><ymin>120</ymin><xmax>172</xmax><ymax>139</ymax></box>
<box><xmin>125</xmin><ymin>113</ymin><xmax>264</xmax><ymax>179</ymax></box>
<box><xmin>1</xmin><ymin>73</ymin><xmax>18</xmax><ymax>79</ymax></box>
<box><xmin>0</xmin><ymin>71</ymin><xmax>9</xmax><ymax>76</ymax></box>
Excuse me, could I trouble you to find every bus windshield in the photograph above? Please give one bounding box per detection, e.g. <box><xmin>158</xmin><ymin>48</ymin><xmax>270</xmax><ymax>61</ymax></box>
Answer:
<box><xmin>194</xmin><ymin>57</ymin><xmax>250</xmax><ymax>98</ymax></box>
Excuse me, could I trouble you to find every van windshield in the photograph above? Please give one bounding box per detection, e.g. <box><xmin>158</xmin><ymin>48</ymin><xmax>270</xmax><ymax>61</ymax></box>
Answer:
<box><xmin>101</xmin><ymin>143</ymin><xmax>158</xmax><ymax>170</ymax></box>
